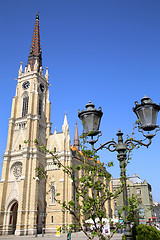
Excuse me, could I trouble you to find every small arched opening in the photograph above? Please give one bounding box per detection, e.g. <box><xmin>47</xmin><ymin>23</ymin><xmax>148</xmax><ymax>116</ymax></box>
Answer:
<box><xmin>21</xmin><ymin>92</ymin><xmax>29</xmax><ymax>117</ymax></box>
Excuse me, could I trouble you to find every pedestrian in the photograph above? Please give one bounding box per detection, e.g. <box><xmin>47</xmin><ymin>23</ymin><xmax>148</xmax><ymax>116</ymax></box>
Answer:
<box><xmin>67</xmin><ymin>230</ymin><xmax>71</xmax><ymax>240</ymax></box>
<box><xmin>42</xmin><ymin>227</ymin><xmax>45</xmax><ymax>237</ymax></box>
<box><xmin>35</xmin><ymin>230</ymin><xmax>37</xmax><ymax>237</ymax></box>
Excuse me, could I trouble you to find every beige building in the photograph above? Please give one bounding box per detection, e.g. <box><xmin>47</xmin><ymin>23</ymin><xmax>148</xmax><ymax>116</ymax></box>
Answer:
<box><xmin>0</xmin><ymin>13</ymin><xmax>114</xmax><ymax>236</ymax></box>
<box><xmin>112</xmin><ymin>174</ymin><xmax>153</xmax><ymax>224</ymax></box>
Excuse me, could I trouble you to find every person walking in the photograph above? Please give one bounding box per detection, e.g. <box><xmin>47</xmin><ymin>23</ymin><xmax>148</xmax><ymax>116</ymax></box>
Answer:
<box><xmin>42</xmin><ymin>227</ymin><xmax>45</xmax><ymax>237</ymax></box>
<box><xmin>67</xmin><ymin>230</ymin><xmax>71</xmax><ymax>240</ymax></box>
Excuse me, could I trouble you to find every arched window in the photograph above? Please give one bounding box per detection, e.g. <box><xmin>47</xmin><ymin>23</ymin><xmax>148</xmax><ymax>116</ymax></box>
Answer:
<box><xmin>22</xmin><ymin>95</ymin><xmax>29</xmax><ymax>117</ymax></box>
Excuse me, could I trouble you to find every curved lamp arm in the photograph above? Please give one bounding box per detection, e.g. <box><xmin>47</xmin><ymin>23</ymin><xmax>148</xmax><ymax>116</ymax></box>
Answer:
<box><xmin>91</xmin><ymin>131</ymin><xmax>155</xmax><ymax>153</ymax></box>
<box><xmin>124</xmin><ymin>138</ymin><xmax>152</xmax><ymax>149</ymax></box>
<box><xmin>124</xmin><ymin>125</ymin><xmax>160</xmax><ymax>149</ymax></box>
<box><xmin>92</xmin><ymin>140</ymin><xmax>117</xmax><ymax>152</ymax></box>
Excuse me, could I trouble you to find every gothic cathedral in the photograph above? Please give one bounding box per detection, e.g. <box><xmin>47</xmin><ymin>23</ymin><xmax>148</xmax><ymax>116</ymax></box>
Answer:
<box><xmin>0</xmin><ymin>13</ymin><xmax>114</xmax><ymax>235</ymax></box>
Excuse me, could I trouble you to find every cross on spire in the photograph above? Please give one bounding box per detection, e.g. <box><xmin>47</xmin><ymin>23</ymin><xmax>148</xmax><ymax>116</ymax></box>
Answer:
<box><xmin>28</xmin><ymin>11</ymin><xmax>42</xmax><ymax>71</ymax></box>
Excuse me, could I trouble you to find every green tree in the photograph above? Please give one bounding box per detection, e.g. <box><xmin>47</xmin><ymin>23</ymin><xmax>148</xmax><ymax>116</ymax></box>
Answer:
<box><xmin>34</xmin><ymin>135</ymin><xmax>126</xmax><ymax>240</ymax></box>
<box><xmin>136</xmin><ymin>224</ymin><xmax>160</xmax><ymax>240</ymax></box>
<box><xmin>27</xmin><ymin>120</ymin><xmax>144</xmax><ymax>240</ymax></box>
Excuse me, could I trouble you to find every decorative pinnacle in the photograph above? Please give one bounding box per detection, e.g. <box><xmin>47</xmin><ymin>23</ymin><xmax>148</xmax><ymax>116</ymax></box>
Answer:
<box><xmin>74</xmin><ymin>121</ymin><xmax>80</xmax><ymax>150</ymax></box>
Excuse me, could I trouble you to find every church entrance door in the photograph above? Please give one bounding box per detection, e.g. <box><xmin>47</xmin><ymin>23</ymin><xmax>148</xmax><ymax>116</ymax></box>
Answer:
<box><xmin>9</xmin><ymin>202</ymin><xmax>18</xmax><ymax>234</ymax></box>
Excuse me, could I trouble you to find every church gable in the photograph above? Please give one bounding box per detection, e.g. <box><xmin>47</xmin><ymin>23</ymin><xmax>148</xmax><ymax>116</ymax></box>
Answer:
<box><xmin>48</xmin><ymin>131</ymin><xmax>64</xmax><ymax>152</ymax></box>
<box><xmin>48</xmin><ymin>114</ymin><xmax>71</xmax><ymax>153</ymax></box>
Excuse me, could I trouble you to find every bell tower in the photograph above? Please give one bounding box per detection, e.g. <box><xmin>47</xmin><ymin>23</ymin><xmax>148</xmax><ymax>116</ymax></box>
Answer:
<box><xmin>0</xmin><ymin>12</ymin><xmax>51</xmax><ymax>235</ymax></box>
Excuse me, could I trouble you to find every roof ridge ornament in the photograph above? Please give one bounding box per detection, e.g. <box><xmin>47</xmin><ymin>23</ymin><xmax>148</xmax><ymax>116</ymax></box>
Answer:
<box><xmin>18</xmin><ymin>62</ymin><xmax>23</xmax><ymax>76</ymax></box>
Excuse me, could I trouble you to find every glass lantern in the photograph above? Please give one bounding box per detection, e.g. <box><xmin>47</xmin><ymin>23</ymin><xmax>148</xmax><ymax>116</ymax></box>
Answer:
<box><xmin>133</xmin><ymin>96</ymin><xmax>160</xmax><ymax>131</ymax></box>
<box><xmin>78</xmin><ymin>101</ymin><xmax>103</xmax><ymax>136</ymax></box>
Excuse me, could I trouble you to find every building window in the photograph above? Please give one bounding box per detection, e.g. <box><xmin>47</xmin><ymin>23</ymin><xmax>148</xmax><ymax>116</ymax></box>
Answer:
<box><xmin>54</xmin><ymin>147</ymin><xmax>56</xmax><ymax>153</ymax></box>
<box><xmin>51</xmin><ymin>216</ymin><xmax>53</xmax><ymax>223</ymax></box>
<box><xmin>115</xmin><ymin>209</ymin><xmax>118</xmax><ymax>217</ymax></box>
<box><xmin>39</xmin><ymin>98</ymin><xmax>42</xmax><ymax>117</ymax></box>
<box><xmin>19</xmin><ymin>145</ymin><xmax>21</xmax><ymax>150</ymax></box>
<box><xmin>127</xmin><ymin>189</ymin><xmax>130</xmax><ymax>199</ymax></box>
<box><xmin>136</xmin><ymin>188</ymin><xmax>141</xmax><ymax>195</ymax></box>
<box><xmin>22</xmin><ymin>96</ymin><xmax>29</xmax><ymax>117</ymax></box>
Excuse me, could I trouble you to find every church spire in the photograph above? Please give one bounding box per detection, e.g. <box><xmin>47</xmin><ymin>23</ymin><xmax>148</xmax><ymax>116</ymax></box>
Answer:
<box><xmin>28</xmin><ymin>11</ymin><xmax>42</xmax><ymax>71</ymax></box>
<box><xmin>73</xmin><ymin>121</ymin><xmax>80</xmax><ymax>150</ymax></box>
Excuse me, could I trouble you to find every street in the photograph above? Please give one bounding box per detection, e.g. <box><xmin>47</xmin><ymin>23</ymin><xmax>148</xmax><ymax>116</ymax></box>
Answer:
<box><xmin>0</xmin><ymin>232</ymin><xmax>123</xmax><ymax>240</ymax></box>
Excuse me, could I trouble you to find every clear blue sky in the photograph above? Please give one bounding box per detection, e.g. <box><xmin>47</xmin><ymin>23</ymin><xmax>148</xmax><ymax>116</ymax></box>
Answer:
<box><xmin>1</xmin><ymin>0</ymin><xmax>160</xmax><ymax>202</ymax></box>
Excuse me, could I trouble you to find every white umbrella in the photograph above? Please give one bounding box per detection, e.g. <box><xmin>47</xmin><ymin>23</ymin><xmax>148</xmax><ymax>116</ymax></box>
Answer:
<box><xmin>85</xmin><ymin>219</ymin><xmax>94</xmax><ymax>224</ymax></box>
<box><xmin>95</xmin><ymin>218</ymin><xmax>109</xmax><ymax>223</ymax></box>
<box><xmin>85</xmin><ymin>218</ymin><xmax>109</xmax><ymax>224</ymax></box>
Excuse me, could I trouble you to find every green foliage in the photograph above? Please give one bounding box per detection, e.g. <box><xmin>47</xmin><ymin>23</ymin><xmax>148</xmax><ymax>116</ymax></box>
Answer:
<box><xmin>88</xmin><ymin>130</ymin><xmax>95</xmax><ymax>136</ymax></box>
<box><xmin>35</xmin><ymin>166</ymin><xmax>46</xmax><ymax>180</ymax></box>
<box><xmin>121</xmin><ymin>225</ymin><xmax>160</xmax><ymax>240</ymax></box>
<box><xmin>126</xmin><ymin>195</ymin><xmax>141</xmax><ymax>222</ymax></box>
<box><xmin>136</xmin><ymin>224</ymin><xmax>160</xmax><ymax>240</ymax></box>
<box><xmin>82</xmin><ymin>120</ymin><xmax>86</xmax><ymax>125</ymax></box>
<box><xmin>122</xmin><ymin>234</ymin><xmax>126</xmax><ymax>240</ymax></box>
<box><xmin>34</xmin><ymin>139</ymin><xmax>38</xmax><ymax>144</ymax></box>
<box><xmin>32</xmin><ymin>118</ymin><xmax>147</xmax><ymax>240</ymax></box>
<box><xmin>33</xmin><ymin>129</ymin><xmax>137</xmax><ymax>240</ymax></box>
<box><xmin>58</xmin><ymin>134</ymin><xmax>127</xmax><ymax>240</ymax></box>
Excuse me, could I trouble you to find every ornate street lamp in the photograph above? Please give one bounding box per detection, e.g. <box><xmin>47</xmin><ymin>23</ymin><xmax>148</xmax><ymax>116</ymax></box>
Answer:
<box><xmin>133</xmin><ymin>96</ymin><xmax>160</xmax><ymax>131</ymax></box>
<box><xmin>78</xmin><ymin>96</ymin><xmax>160</xmax><ymax>240</ymax></box>
<box><xmin>78</xmin><ymin>101</ymin><xmax>103</xmax><ymax>145</ymax></box>
<box><xmin>78</xmin><ymin>101</ymin><xmax>103</xmax><ymax>136</ymax></box>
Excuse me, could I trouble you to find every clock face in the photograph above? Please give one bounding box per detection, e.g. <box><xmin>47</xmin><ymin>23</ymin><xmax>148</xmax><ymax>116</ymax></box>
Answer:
<box><xmin>40</xmin><ymin>83</ymin><xmax>45</xmax><ymax>92</ymax></box>
<box><xmin>22</xmin><ymin>81</ymin><xmax>30</xmax><ymax>90</ymax></box>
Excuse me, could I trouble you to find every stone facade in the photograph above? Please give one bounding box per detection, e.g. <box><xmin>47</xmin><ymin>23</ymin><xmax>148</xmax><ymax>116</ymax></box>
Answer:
<box><xmin>153</xmin><ymin>201</ymin><xmax>160</xmax><ymax>224</ymax></box>
<box><xmin>0</xmin><ymin>13</ymin><xmax>114</xmax><ymax>235</ymax></box>
<box><xmin>112</xmin><ymin>174</ymin><xmax>153</xmax><ymax>224</ymax></box>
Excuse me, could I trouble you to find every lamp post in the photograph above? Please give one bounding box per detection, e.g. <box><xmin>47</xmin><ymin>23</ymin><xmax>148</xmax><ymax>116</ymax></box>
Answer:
<box><xmin>78</xmin><ymin>97</ymin><xmax>160</xmax><ymax>240</ymax></box>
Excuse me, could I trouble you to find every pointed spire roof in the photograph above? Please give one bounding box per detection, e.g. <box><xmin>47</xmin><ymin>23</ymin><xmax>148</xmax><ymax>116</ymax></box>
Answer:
<box><xmin>28</xmin><ymin>11</ymin><xmax>42</xmax><ymax>71</ymax></box>
<box><xmin>62</xmin><ymin>113</ymin><xmax>69</xmax><ymax>133</ymax></box>
<box><xmin>73</xmin><ymin>121</ymin><xmax>80</xmax><ymax>150</ymax></box>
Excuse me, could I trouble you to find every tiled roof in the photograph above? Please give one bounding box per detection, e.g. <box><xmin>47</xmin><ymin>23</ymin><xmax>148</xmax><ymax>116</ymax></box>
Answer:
<box><xmin>71</xmin><ymin>146</ymin><xmax>104</xmax><ymax>169</ymax></box>
<box><xmin>28</xmin><ymin>11</ymin><xmax>42</xmax><ymax>71</ymax></box>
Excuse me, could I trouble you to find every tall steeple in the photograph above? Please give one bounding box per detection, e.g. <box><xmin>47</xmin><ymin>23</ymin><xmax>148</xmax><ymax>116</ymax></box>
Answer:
<box><xmin>73</xmin><ymin>121</ymin><xmax>80</xmax><ymax>150</ymax></box>
<box><xmin>28</xmin><ymin>11</ymin><xmax>42</xmax><ymax>71</ymax></box>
